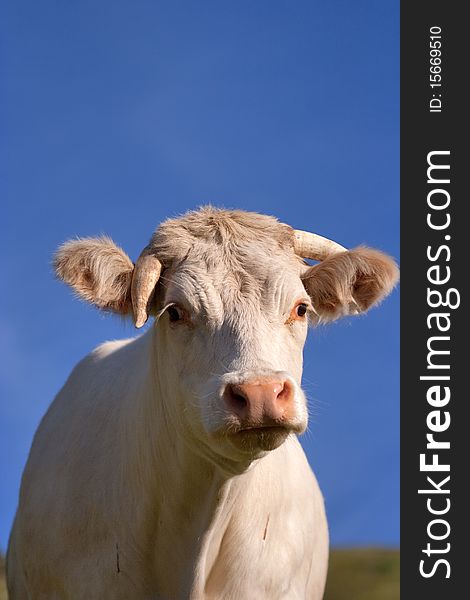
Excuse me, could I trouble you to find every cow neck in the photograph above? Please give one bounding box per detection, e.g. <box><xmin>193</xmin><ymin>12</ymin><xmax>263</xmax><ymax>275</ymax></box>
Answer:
<box><xmin>144</xmin><ymin>330</ymin><xmax>251</xmax><ymax>598</ymax></box>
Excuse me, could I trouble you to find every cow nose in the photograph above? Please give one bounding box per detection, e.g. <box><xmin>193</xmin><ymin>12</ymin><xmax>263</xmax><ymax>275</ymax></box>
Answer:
<box><xmin>223</xmin><ymin>378</ymin><xmax>295</xmax><ymax>425</ymax></box>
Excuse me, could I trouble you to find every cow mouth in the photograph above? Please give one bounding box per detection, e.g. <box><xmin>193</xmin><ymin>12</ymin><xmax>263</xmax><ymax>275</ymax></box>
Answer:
<box><xmin>236</xmin><ymin>425</ymin><xmax>288</xmax><ymax>435</ymax></box>
<box><xmin>229</xmin><ymin>424</ymin><xmax>291</xmax><ymax>452</ymax></box>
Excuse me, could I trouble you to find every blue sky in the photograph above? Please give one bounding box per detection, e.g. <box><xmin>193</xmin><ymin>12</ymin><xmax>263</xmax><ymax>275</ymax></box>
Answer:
<box><xmin>1</xmin><ymin>0</ymin><xmax>399</xmax><ymax>550</ymax></box>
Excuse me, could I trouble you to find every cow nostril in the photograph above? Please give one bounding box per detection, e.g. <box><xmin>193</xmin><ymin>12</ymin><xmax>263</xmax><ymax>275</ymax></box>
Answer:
<box><xmin>224</xmin><ymin>384</ymin><xmax>248</xmax><ymax>413</ymax></box>
<box><xmin>276</xmin><ymin>380</ymin><xmax>293</xmax><ymax>403</ymax></box>
<box><xmin>232</xmin><ymin>391</ymin><xmax>247</xmax><ymax>409</ymax></box>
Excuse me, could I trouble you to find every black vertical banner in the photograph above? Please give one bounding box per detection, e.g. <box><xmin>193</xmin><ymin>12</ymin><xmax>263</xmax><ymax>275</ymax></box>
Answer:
<box><xmin>401</xmin><ymin>2</ymin><xmax>467</xmax><ymax>598</ymax></box>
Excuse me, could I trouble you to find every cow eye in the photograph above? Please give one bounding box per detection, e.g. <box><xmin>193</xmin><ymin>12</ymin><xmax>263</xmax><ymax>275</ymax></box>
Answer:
<box><xmin>167</xmin><ymin>306</ymin><xmax>182</xmax><ymax>323</ymax></box>
<box><xmin>286</xmin><ymin>301</ymin><xmax>309</xmax><ymax>325</ymax></box>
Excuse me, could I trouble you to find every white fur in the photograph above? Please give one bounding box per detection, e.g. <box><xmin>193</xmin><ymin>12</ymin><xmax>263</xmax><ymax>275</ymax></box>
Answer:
<box><xmin>7</xmin><ymin>208</ymin><xmax>398</xmax><ymax>598</ymax></box>
<box><xmin>7</xmin><ymin>329</ymin><xmax>328</xmax><ymax>599</ymax></box>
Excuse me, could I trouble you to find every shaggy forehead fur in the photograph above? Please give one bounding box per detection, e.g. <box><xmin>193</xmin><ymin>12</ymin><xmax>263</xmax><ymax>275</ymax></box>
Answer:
<box><xmin>149</xmin><ymin>206</ymin><xmax>299</xmax><ymax>270</ymax></box>
<box><xmin>146</xmin><ymin>207</ymin><xmax>308</xmax><ymax>321</ymax></box>
<box><xmin>148</xmin><ymin>207</ymin><xmax>306</xmax><ymax>312</ymax></box>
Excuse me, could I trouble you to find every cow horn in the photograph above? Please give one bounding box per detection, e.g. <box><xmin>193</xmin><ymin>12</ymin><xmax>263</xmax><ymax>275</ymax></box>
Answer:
<box><xmin>131</xmin><ymin>247</ymin><xmax>162</xmax><ymax>328</ymax></box>
<box><xmin>293</xmin><ymin>229</ymin><xmax>347</xmax><ymax>261</ymax></box>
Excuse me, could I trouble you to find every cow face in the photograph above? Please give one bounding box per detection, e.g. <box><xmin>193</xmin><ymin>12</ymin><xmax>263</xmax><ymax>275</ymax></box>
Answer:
<box><xmin>151</xmin><ymin>254</ymin><xmax>310</xmax><ymax>464</ymax></box>
<box><xmin>55</xmin><ymin>207</ymin><xmax>398</xmax><ymax>469</ymax></box>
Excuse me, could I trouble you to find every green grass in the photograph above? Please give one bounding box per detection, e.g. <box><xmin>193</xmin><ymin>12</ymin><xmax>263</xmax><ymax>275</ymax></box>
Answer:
<box><xmin>325</xmin><ymin>548</ymin><xmax>399</xmax><ymax>600</ymax></box>
<box><xmin>0</xmin><ymin>548</ymin><xmax>399</xmax><ymax>599</ymax></box>
<box><xmin>0</xmin><ymin>553</ymin><xmax>6</xmax><ymax>600</ymax></box>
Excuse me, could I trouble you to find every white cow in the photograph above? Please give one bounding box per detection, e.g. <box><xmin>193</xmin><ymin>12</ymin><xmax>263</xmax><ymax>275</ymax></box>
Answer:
<box><xmin>7</xmin><ymin>207</ymin><xmax>398</xmax><ymax>599</ymax></box>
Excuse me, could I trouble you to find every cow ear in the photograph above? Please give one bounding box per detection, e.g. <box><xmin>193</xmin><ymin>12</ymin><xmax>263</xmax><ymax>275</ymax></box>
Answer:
<box><xmin>301</xmin><ymin>246</ymin><xmax>399</xmax><ymax>323</ymax></box>
<box><xmin>54</xmin><ymin>237</ymin><xmax>134</xmax><ymax>315</ymax></box>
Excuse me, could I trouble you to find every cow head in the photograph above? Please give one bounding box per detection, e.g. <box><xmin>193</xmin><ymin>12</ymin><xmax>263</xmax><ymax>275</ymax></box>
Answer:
<box><xmin>55</xmin><ymin>208</ymin><xmax>398</xmax><ymax>471</ymax></box>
